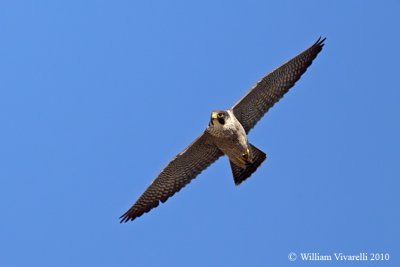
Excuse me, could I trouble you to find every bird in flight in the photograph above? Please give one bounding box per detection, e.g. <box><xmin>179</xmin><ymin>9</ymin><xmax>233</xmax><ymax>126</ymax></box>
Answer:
<box><xmin>120</xmin><ymin>37</ymin><xmax>325</xmax><ymax>223</ymax></box>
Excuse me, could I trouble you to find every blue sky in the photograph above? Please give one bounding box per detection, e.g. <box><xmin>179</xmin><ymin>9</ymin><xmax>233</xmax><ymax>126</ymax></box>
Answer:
<box><xmin>1</xmin><ymin>1</ymin><xmax>399</xmax><ymax>266</ymax></box>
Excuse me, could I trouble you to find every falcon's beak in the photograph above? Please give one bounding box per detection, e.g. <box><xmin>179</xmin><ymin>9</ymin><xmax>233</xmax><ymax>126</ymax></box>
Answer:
<box><xmin>211</xmin><ymin>112</ymin><xmax>218</xmax><ymax>119</ymax></box>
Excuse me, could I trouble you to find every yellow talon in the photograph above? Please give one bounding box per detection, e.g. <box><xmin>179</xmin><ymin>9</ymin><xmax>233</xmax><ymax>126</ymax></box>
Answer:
<box><xmin>242</xmin><ymin>148</ymin><xmax>251</xmax><ymax>161</ymax></box>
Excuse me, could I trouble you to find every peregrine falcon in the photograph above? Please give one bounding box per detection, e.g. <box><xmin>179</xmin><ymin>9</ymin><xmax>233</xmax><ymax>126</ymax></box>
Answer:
<box><xmin>120</xmin><ymin>37</ymin><xmax>325</xmax><ymax>223</ymax></box>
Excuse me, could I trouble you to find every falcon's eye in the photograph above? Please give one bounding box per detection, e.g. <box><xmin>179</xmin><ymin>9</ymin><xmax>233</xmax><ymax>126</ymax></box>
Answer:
<box><xmin>217</xmin><ymin>113</ymin><xmax>224</xmax><ymax>118</ymax></box>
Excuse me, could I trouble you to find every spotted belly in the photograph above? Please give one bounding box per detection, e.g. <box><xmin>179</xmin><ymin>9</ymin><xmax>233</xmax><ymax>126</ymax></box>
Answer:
<box><xmin>212</xmin><ymin>135</ymin><xmax>250</xmax><ymax>168</ymax></box>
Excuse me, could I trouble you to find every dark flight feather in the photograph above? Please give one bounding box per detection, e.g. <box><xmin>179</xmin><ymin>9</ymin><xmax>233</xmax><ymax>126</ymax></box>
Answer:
<box><xmin>120</xmin><ymin>132</ymin><xmax>223</xmax><ymax>223</ymax></box>
<box><xmin>232</xmin><ymin>38</ymin><xmax>325</xmax><ymax>133</ymax></box>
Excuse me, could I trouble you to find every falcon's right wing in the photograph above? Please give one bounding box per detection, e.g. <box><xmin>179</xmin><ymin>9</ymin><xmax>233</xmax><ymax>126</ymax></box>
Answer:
<box><xmin>120</xmin><ymin>132</ymin><xmax>223</xmax><ymax>223</ymax></box>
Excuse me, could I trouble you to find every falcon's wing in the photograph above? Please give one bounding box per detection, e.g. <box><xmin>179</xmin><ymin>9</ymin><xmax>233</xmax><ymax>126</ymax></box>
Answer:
<box><xmin>120</xmin><ymin>132</ymin><xmax>223</xmax><ymax>223</ymax></box>
<box><xmin>231</xmin><ymin>37</ymin><xmax>325</xmax><ymax>133</ymax></box>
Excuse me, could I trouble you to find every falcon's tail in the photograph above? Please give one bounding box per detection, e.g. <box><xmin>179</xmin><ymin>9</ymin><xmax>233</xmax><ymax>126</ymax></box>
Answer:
<box><xmin>230</xmin><ymin>144</ymin><xmax>267</xmax><ymax>185</ymax></box>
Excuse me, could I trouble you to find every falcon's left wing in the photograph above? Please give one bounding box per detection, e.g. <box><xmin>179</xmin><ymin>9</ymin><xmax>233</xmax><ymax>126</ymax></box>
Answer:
<box><xmin>231</xmin><ymin>37</ymin><xmax>325</xmax><ymax>133</ymax></box>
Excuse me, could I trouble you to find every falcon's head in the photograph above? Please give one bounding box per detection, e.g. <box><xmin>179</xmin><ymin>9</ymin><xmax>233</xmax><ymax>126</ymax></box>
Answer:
<box><xmin>209</xmin><ymin>110</ymin><xmax>230</xmax><ymax>127</ymax></box>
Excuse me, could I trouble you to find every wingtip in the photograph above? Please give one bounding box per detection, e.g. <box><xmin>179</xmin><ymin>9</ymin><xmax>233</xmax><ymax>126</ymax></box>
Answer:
<box><xmin>314</xmin><ymin>36</ymin><xmax>326</xmax><ymax>47</ymax></box>
<box><xmin>119</xmin><ymin>214</ymin><xmax>129</xmax><ymax>224</ymax></box>
<box><xmin>119</xmin><ymin>203</ymin><xmax>156</xmax><ymax>223</ymax></box>
<box><xmin>119</xmin><ymin>211</ymin><xmax>136</xmax><ymax>223</ymax></box>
